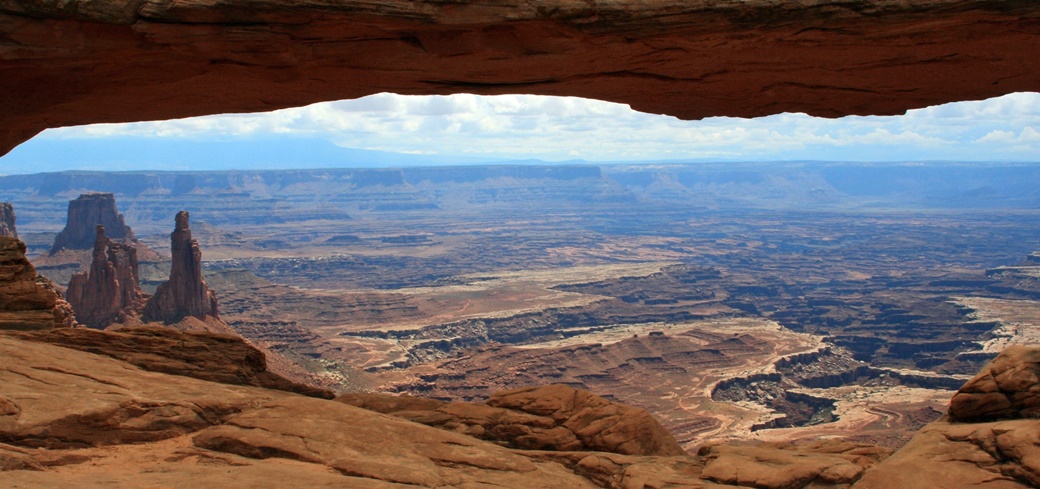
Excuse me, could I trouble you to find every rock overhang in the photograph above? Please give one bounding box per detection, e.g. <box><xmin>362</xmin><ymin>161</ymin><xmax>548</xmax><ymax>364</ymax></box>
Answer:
<box><xmin>2</xmin><ymin>0</ymin><xmax>1039</xmax><ymax>156</ymax></box>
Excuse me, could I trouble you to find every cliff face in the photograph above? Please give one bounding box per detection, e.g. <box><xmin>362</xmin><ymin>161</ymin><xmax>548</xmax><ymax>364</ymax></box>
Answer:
<box><xmin>0</xmin><ymin>236</ymin><xmax>75</xmax><ymax>330</ymax></box>
<box><xmin>3</xmin><ymin>0</ymin><xmax>1040</xmax><ymax>155</ymax></box>
<box><xmin>49</xmin><ymin>193</ymin><xmax>135</xmax><ymax>254</ymax></box>
<box><xmin>0</xmin><ymin>203</ymin><xmax>15</xmax><ymax>239</ymax></box>
<box><xmin>142</xmin><ymin>211</ymin><xmax>218</xmax><ymax>324</ymax></box>
<box><xmin>66</xmin><ymin>225</ymin><xmax>146</xmax><ymax>329</ymax></box>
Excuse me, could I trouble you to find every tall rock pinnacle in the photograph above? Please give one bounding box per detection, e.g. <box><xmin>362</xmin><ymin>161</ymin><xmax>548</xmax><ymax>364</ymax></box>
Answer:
<box><xmin>66</xmin><ymin>225</ymin><xmax>146</xmax><ymax>329</ymax></box>
<box><xmin>0</xmin><ymin>202</ymin><xmax>16</xmax><ymax>239</ymax></box>
<box><xmin>49</xmin><ymin>193</ymin><xmax>135</xmax><ymax>255</ymax></box>
<box><xmin>143</xmin><ymin>211</ymin><xmax>218</xmax><ymax>324</ymax></box>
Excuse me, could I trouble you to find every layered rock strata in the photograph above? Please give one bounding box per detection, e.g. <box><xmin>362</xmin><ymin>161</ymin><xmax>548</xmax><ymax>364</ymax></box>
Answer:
<box><xmin>49</xmin><ymin>193</ymin><xmax>135</xmax><ymax>254</ymax></box>
<box><xmin>338</xmin><ymin>384</ymin><xmax>686</xmax><ymax>456</ymax></box>
<box><xmin>3</xmin><ymin>0</ymin><xmax>1040</xmax><ymax>155</ymax></box>
<box><xmin>7</xmin><ymin>326</ymin><xmax>332</xmax><ymax>398</ymax></box>
<box><xmin>143</xmin><ymin>211</ymin><xmax>219</xmax><ymax>324</ymax></box>
<box><xmin>66</xmin><ymin>225</ymin><xmax>146</xmax><ymax>329</ymax></box>
<box><xmin>0</xmin><ymin>203</ymin><xmax>15</xmax><ymax>239</ymax></box>
<box><xmin>0</xmin><ymin>237</ymin><xmax>75</xmax><ymax>330</ymax></box>
<box><xmin>855</xmin><ymin>346</ymin><xmax>1040</xmax><ymax>488</ymax></box>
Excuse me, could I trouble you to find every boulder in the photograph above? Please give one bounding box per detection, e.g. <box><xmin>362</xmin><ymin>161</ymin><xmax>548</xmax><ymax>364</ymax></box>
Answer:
<box><xmin>143</xmin><ymin>211</ymin><xmax>219</xmax><ymax>324</ymax></box>
<box><xmin>854</xmin><ymin>346</ymin><xmax>1040</xmax><ymax>488</ymax></box>
<box><xmin>948</xmin><ymin>345</ymin><xmax>1040</xmax><ymax>422</ymax></box>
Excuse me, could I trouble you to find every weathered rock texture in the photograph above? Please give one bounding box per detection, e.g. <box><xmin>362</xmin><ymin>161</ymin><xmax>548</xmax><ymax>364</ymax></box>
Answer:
<box><xmin>0</xmin><ymin>237</ymin><xmax>75</xmax><ymax>330</ymax></box>
<box><xmin>7</xmin><ymin>326</ymin><xmax>333</xmax><ymax>398</ymax></box>
<box><xmin>855</xmin><ymin>346</ymin><xmax>1040</xmax><ymax>489</ymax></box>
<box><xmin>3</xmin><ymin>0</ymin><xmax>1040</xmax><ymax>155</ymax></box>
<box><xmin>49</xmin><ymin>193</ymin><xmax>136</xmax><ymax>254</ymax></box>
<box><xmin>143</xmin><ymin>211</ymin><xmax>219</xmax><ymax>324</ymax></box>
<box><xmin>66</xmin><ymin>225</ymin><xmax>146</xmax><ymax>329</ymax></box>
<box><xmin>948</xmin><ymin>344</ymin><xmax>1040</xmax><ymax>422</ymax></box>
<box><xmin>337</xmin><ymin>384</ymin><xmax>685</xmax><ymax>456</ymax></box>
<box><xmin>0</xmin><ymin>203</ymin><xmax>15</xmax><ymax>239</ymax></box>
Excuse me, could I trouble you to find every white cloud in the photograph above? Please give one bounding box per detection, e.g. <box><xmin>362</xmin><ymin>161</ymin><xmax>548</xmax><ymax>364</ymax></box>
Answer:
<box><xmin>34</xmin><ymin>92</ymin><xmax>1040</xmax><ymax>162</ymax></box>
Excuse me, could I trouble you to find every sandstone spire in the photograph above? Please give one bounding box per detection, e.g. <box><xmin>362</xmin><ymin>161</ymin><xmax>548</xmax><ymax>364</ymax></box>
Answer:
<box><xmin>143</xmin><ymin>211</ymin><xmax>218</xmax><ymax>324</ymax></box>
<box><xmin>0</xmin><ymin>202</ymin><xmax>15</xmax><ymax>239</ymax></box>
<box><xmin>49</xmin><ymin>193</ymin><xmax>135</xmax><ymax>254</ymax></box>
<box><xmin>66</xmin><ymin>225</ymin><xmax>146</xmax><ymax>329</ymax></box>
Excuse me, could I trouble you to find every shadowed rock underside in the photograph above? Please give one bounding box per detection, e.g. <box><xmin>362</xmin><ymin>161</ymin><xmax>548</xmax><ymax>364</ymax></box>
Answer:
<box><xmin>2</xmin><ymin>0</ymin><xmax>1040</xmax><ymax>154</ymax></box>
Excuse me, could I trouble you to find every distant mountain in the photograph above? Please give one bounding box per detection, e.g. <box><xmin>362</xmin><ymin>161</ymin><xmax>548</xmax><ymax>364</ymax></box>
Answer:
<box><xmin>0</xmin><ymin>136</ymin><xmax>524</xmax><ymax>173</ymax></box>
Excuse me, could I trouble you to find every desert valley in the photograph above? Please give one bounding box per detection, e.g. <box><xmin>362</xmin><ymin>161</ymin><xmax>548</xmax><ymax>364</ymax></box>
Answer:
<box><xmin>2</xmin><ymin>161</ymin><xmax>1040</xmax><ymax>487</ymax></box>
<box><xmin>3</xmin><ymin>0</ymin><xmax>1040</xmax><ymax>486</ymax></box>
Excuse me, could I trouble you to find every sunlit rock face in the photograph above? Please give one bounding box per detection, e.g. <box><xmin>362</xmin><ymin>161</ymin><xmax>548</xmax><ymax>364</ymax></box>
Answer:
<box><xmin>142</xmin><ymin>211</ymin><xmax>219</xmax><ymax>324</ymax></box>
<box><xmin>0</xmin><ymin>237</ymin><xmax>76</xmax><ymax>330</ymax></box>
<box><xmin>2</xmin><ymin>0</ymin><xmax>1040</xmax><ymax>155</ymax></box>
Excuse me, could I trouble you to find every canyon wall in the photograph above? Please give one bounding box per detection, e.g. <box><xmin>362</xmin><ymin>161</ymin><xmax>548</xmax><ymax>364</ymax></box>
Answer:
<box><xmin>3</xmin><ymin>0</ymin><xmax>1040</xmax><ymax>155</ymax></box>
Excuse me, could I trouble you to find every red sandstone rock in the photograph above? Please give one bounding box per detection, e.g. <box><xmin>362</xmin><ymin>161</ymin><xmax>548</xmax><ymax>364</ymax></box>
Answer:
<box><xmin>143</xmin><ymin>211</ymin><xmax>219</xmax><ymax>324</ymax></box>
<box><xmin>338</xmin><ymin>384</ymin><xmax>685</xmax><ymax>456</ymax></box>
<box><xmin>49</xmin><ymin>193</ymin><xmax>136</xmax><ymax>254</ymax></box>
<box><xmin>9</xmin><ymin>326</ymin><xmax>333</xmax><ymax>399</ymax></box>
<box><xmin>0</xmin><ymin>237</ymin><xmax>75</xmax><ymax>330</ymax></box>
<box><xmin>2</xmin><ymin>0</ymin><xmax>1040</xmax><ymax>155</ymax></box>
<box><xmin>66</xmin><ymin>225</ymin><xmax>146</xmax><ymax>329</ymax></box>
<box><xmin>0</xmin><ymin>203</ymin><xmax>15</xmax><ymax>239</ymax></box>
<box><xmin>948</xmin><ymin>345</ymin><xmax>1040</xmax><ymax>422</ymax></box>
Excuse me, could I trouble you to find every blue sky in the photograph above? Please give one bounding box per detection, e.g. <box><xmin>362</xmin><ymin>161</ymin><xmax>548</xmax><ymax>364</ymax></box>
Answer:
<box><xmin>2</xmin><ymin>91</ymin><xmax>1039</xmax><ymax>173</ymax></box>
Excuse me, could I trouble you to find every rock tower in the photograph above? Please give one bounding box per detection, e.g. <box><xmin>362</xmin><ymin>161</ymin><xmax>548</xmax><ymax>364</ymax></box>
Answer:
<box><xmin>143</xmin><ymin>211</ymin><xmax>218</xmax><ymax>323</ymax></box>
<box><xmin>66</xmin><ymin>225</ymin><xmax>146</xmax><ymax>328</ymax></box>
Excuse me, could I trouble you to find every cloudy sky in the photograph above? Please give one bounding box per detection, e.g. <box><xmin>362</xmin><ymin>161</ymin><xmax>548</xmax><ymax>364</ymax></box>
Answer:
<box><xmin>2</xmin><ymin>91</ymin><xmax>1039</xmax><ymax>172</ymax></box>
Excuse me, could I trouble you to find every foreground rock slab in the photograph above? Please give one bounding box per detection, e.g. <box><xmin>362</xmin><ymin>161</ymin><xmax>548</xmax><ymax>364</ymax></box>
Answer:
<box><xmin>338</xmin><ymin>384</ymin><xmax>686</xmax><ymax>456</ymax></box>
<box><xmin>3</xmin><ymin>0</ymin><xmax>1040</xmax><ymax>154</ymax></box>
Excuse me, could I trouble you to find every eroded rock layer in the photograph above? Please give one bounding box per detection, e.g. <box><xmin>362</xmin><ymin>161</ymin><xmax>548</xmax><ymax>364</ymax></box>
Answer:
<box><xmin>0</xmin><ymin>237</ymin><xmax>75</xmax><ymax>330</ymax></box>
<box><xmin>66</xmin><ymin>225</ymin><xmax>146</xmax><ymax>329</ymax></box>
<box><xmin>143</xmin><ymin>211</ymin><xmax>219</xmax><ymax>324</ymax></box>
<box><xmin>2</xmin><ymin>0</ymin><xmax>1040</xmax><ymax>154</ymax></box>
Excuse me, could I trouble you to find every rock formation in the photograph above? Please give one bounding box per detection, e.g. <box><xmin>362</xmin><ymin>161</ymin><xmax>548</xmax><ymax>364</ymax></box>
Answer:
<box><xmin>48</xmin><ymin>193</ymin><xmax>136</xmax><ymax>254</ymax></box>
<box><xmin>0</xmin><ymin>236</ymin><xmax>76</xmax><ymax>330</ymax></box>
<box><xmin>8</xmin><ymin>326</ymin><xmax>333</xmax><ymax>399</ymax></box>
<box><xmin>0</xmin><ymin>203</ymin><xmax>15</xmax><ymax>239</ymax></box>
<box><xmin>947</xmin><ymin>345</ymin><xmax>1040</xmax><ymax>422</ymax></box>
<box><xmin>3</xmin><ymin>1</ymin><xmax>1040</xmax><ymax>155</ymax></box>
<box><xmin>338</xmin><ymin>384</ymin><xmax>685</xmax><ymax>456</ymax></box>
<box><xmin>855</xmin><ymin>346</ymin><xmax>1040</xmax><ymax>488</ymax></box>
<box><xmin>65</xmin><ymin>225</ymin><xmax>145</xmax><ymax>329</ymax></box>
<box><xmin>143</xmin><ymin>211</ymin><xmax>218</xmax><ymax>324</ymax></box>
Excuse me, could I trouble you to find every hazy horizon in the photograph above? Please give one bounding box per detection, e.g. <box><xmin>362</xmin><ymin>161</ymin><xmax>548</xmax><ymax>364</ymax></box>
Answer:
<box><xmin>1</xmin><ymin>92</ymin><xmax>1038</xmax><ymax>174</ymax></box>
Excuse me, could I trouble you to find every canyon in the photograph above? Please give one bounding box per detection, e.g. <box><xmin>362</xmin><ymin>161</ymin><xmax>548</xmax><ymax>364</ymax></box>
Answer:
<box><xmin>2</xmin><ymin>0</ymin><xmax>1040</xmax><ymax>486</ymax></box>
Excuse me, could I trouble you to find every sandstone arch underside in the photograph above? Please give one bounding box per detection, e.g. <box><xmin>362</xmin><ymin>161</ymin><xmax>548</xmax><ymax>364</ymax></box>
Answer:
<box><xmin>2</xmin><ymin>0</ymin><xmax>1039</xmax><ymax>156</ymax></box>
